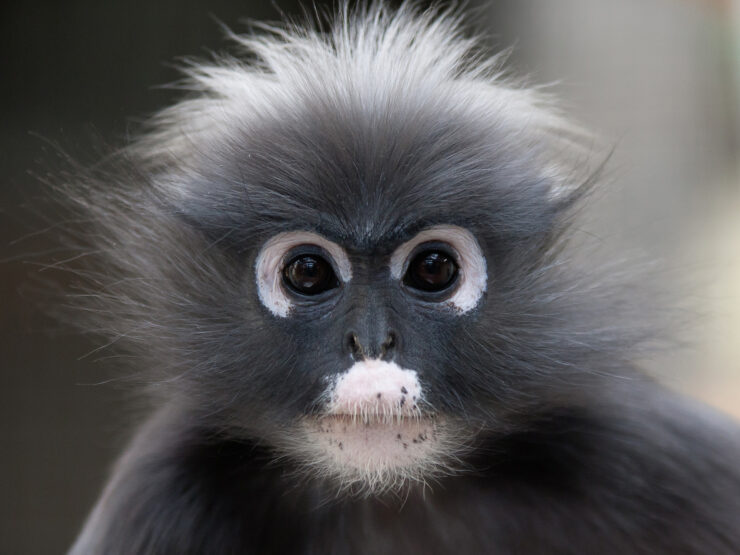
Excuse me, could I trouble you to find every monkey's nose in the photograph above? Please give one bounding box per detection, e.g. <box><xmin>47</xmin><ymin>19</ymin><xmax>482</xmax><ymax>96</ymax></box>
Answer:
<box><xmin>329</xmin><ymin>359</ymin><xmax>421</xmax><ymax>418</ymax></box>
<box><xmin>344</xmin><ymin>331</ymin><xmax>397</xmax><ymax>360</ymax></box>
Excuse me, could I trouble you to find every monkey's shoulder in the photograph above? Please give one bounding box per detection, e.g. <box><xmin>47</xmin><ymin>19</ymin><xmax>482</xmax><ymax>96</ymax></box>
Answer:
<box><xmin>72</xmin><ymin>393</ymin><xmax>740</xmax><ymax>555</ymax></box>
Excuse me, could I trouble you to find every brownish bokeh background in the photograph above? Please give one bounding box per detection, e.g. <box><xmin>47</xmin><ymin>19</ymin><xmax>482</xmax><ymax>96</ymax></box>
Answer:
<box><xmin>2</xmin><ymin>1</ymin><xmax>739</xmax><ymax>553</ymax></box>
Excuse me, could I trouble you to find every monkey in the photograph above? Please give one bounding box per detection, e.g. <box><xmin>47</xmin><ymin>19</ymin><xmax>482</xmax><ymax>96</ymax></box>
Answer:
<box><xmin>60</xmin><ymin>3</ymin><xmax>740</xmax><ymax>554</ymax></box>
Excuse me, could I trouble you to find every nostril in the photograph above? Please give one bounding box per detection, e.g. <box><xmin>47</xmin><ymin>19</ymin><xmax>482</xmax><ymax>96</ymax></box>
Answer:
<box><xmin>381</xmin><ymin>332</ymin><xmax>397</xmax><ymax>357</ymax></box>
<box><xmin>345</xmin><ymin>332</ymin><xmax>363</xmax><ymax>359</ymax></box>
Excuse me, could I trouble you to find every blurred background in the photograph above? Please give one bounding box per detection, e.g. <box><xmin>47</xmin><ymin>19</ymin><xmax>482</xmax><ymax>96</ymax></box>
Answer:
<box><xmin>1</xmin><ymin>0</ymin><xmax>739</xmax><ymax>553</ymax></box>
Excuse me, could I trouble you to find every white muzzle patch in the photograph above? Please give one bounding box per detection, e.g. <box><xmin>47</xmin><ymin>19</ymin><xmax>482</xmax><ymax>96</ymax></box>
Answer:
<box><xmin>294</xmin><ymin>360</ymin><xmax>455</xmax><ymax>494</ymax></box>
<box><xmin>329</xmin><ymin>359</ymin><xmax>422</xmax><ymax>420</ymax></box>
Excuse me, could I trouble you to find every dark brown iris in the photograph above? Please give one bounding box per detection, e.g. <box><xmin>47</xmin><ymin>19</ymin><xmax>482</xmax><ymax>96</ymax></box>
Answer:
<box><xmin>283</xmin><ymin>255</ymin><xmax>338</xmax><ymax>295</ymax></box>
<box><xmin>404</xmin><ymin>250</ymin><xmax>458</xmax><ymax>292</ymax></box>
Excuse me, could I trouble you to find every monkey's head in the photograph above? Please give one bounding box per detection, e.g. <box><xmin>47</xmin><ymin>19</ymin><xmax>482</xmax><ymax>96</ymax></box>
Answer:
<box><xmin>67</xmin><ymin>5</ymin><xmax>638</xmax><ymax>495</ymax></box>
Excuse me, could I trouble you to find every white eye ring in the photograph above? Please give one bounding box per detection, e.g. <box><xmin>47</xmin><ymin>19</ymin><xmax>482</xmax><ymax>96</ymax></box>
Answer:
<box><xmin>255</xmin><ymin>231</ymin><xmax>351</xmax><ymax>317</ymax></box>
<box><xmin>390</xmin><ymin>225</ymin><xmax>487</xmax><ymax>313</ymax></box>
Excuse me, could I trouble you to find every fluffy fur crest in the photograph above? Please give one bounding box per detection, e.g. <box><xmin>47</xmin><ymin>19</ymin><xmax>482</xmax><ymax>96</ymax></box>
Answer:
<box><xmin>134</xmin><ymin>3</ymin><xmax>584</xmax><ymax>186</ymax></box>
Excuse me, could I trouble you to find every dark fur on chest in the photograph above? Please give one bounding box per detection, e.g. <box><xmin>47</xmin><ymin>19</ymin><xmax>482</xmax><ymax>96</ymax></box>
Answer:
<box><xmin>94</xmin><ymin>401</ymin><xmax>739</xmax><ymax>555</ymax></box>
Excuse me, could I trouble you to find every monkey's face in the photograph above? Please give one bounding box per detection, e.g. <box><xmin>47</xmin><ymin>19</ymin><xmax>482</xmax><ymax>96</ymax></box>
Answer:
<box><xmin>65</xmin><ymin>6</ymin><xmax>616</xmax><ymax>497</ymax></box>
<box><xmin>161</xmin><ymin>95</ymin><xmax>577</xmax><ymax>494</ymax></box>
<box><xmin>252</xmin><ymin>224</ymin><xmax>486</xmax><ymax>490</ymax></box>
<box><xmin>105</xmin><ymin>12</ymin><xmax>598</xmax><ymax>494</ymax></box>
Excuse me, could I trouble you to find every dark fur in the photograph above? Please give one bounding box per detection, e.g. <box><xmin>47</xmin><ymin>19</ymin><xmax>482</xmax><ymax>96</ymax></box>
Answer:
<box><xmin>62</xmin><ymin>4</ymin><xmax>740</xmax><ymax>554</ymax></box>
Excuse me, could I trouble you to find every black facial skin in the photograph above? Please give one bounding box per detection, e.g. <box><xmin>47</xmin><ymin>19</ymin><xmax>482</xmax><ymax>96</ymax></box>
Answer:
<box><xmin>60</xmin><ymin>7</ymin><xmax>740</xmax><ymax>555</ymax></box>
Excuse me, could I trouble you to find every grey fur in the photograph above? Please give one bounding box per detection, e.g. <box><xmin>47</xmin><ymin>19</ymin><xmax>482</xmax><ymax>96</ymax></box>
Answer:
<box><xmin>59</xmin><ymin>3</ymin><xmax>740</xmax><ymax>554</ymax></box>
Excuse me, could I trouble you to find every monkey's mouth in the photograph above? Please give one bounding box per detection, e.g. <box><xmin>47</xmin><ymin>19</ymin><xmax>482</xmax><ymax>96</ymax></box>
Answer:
<box><xmin>300</xmin><ymin>413</ymin><xmax>446</xmax><ymax>482</ymax></box>
<box><xmin>314</xmin><ymin>413</ymin><xmax>440</xmax><ymax>445</ymax></box>
<box><xmin>292</xmin><ymin>360</ymin><xmax>453</xmax><ymax>489</ymax></box>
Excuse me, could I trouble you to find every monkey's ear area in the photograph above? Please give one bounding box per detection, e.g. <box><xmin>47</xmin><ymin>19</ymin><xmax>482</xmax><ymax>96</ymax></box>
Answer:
<box><xmin>390</xmin><ymin>226</ymin><xmax>486</xmax><ymax>314</ymax></box>
<box><xmin>255</xmin><ymin>231</ymin><xmax>351</xmax><ymax>317</ymax></box>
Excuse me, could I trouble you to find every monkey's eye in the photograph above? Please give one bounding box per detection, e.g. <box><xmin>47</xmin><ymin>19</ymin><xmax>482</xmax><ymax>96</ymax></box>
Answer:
<box><xmin>403</xmin><ymin>250</ymin><xmax>459</xmax><ymax>292</ymax></box>
<box><xmin>283</xmin><ymin>254</ymin><xmax>339</xmax><ymax>296</ymax></box>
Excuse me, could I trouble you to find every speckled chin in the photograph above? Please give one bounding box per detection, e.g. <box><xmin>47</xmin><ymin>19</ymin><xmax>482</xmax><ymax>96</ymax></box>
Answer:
<box><xmin>305</xmin><ymin>415</ymin><xmax>443</xmax><ymax>473</ymax></box>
